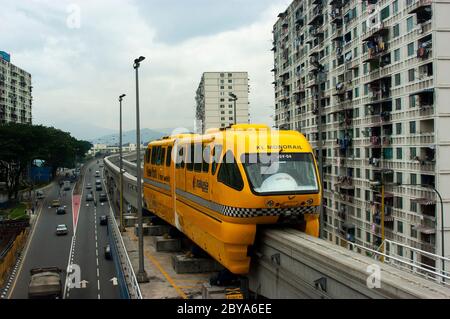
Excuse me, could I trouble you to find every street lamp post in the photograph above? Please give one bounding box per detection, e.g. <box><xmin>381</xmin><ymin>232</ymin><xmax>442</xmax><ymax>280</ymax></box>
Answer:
<box><xmin>229</xmin><ymin>93</ymin><xmax>238</xmax><ymax>125</ymax></box>
<box><xmin>119</xmin><ymin>94</ymin><xmax>126</xmax><ymax>232</ymax></box>
<box><xmin>133</xmin><ymin>56</ymin><xmax>149</xmax><ymax>283</ymax></box>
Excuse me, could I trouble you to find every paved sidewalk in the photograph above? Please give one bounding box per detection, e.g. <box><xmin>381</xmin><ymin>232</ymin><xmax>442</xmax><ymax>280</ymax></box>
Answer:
<box><xmin>121</xmin><ymin>227</ymin><xmax>211</xmax><ymax>299</ymax></box>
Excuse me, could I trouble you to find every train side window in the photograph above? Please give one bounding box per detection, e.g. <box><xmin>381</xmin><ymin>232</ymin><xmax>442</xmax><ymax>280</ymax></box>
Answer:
<box><xmin>145</xmin><ymin>148</ymin><xmax>151</xmax><ymax>164</ymax></box>
<box><xmin>166</xmin><ymin>146</ymin><xmax>173</xmax><ymax>167</ymax></box>
<box><xmin>194</xmin><ymin>143</ymin><xmax>203</xmax><ymax>172</ymax></box>
<box><xmin>211</xmin><ymin>145</ymin><xmax>223</xmax><ymax>175</ymax></box>
<box><xmin>151</xmin><ymin>146</ymin><xmax>158</xmax><ymax>165</ymax></box>
<box><xmin>181</xmin><ymin>146</ymin><xmax>185</xmax><ymax>168</ymax></box>
<box><xmin>176</xmin><ymin>146</ymin><xmax>185</xmax><ymax>169</ymax></box>
<box><xmin>160</xmin><ymin>147</ymin><xmax>166</xmax><ymax>166</ymax></box>
<box><xmin>217</xmin><ymin>151</ymin><xmax>244</xmax><ymax>191</ymax></box>
<box><xmin>186</xmin><ymin>144</ymin><xmax>194</xmax><ymax>171</ymax></box>
<box><xmin>202</xmin><ymin>145</ymin><xmax>211</xmax><ymax>173</ymax></box>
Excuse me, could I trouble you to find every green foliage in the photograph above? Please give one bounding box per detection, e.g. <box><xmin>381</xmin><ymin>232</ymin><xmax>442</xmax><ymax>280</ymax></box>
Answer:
<box><xmin>8</xmin><ymin>203</ymin><xmax>27</xmax><ymax>220</ymax></box>
<box><xmin>0</xmin><ymin>123</ymin><xmax>92</xmax><ymax>199</ymax></box>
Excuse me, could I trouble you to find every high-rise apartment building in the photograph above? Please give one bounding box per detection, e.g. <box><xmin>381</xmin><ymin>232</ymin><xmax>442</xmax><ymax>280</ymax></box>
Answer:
<box><xmin>195</xmin><ymin>72</ymin><xmax>249</xmax><ymax>133</ymax></box>
<box><xmin>0</xmin><ymin>51</ymin><xmax>32</xmax><ymax>125</ymax></box>
<box><xmin>272</xmin><ymin>0</ymin><xmax>449</xmax><ymax>271</ymax></box>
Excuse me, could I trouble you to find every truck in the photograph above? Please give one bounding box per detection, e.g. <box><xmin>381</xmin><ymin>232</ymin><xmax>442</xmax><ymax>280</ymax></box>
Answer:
<box><xmin>28</xmin><ymin>267</ymin><xmax>64</xmax><ymax>299</ymax></box>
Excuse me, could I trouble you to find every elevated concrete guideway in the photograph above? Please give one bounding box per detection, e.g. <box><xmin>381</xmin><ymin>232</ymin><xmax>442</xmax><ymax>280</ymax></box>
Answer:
<box><xmin>103</xmin><ymin>153</ymin><xmax>450</xmax><ymax>299</ymax></box>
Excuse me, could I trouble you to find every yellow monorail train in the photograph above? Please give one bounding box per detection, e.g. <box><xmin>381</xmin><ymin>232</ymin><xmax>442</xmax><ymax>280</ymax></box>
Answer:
<box><xmin>143</xmin><ymin>124</ymin><xmax>321</xmax><ymax>274</ymax></box>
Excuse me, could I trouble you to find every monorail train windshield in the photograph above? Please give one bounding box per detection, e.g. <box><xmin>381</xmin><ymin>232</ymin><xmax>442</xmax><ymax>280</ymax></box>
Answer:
<box><xmin>241</xmin><ymin>153</ymin><xmax>319</xmax><ymax>195</ymax></box>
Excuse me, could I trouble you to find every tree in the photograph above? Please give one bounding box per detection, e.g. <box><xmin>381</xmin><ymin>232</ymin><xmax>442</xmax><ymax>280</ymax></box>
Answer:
<box><xmin>0</xmin><ymin>123</ymin><xmax>92</xmax><ymax>200</ymax></box>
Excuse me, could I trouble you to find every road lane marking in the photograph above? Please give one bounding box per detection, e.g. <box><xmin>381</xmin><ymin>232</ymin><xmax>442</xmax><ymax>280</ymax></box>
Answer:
<box><xmin>97</xmin><ymin>280</ymin><xmax>100</xmax><ymax>290</ymax></box>
<box><xmin>97</xmin><ymin>269</ymin><xmax>99</xmax><ymax>277</ymax></box>
<box><xmin>8</xmin><ymin>188</ymin><xmax>47</xmax><ymax>299</ymax></box>
<box><xmin>96</xmin><ymin>258</ymin><xmax>99</xmax><ymax>267</ymax></box>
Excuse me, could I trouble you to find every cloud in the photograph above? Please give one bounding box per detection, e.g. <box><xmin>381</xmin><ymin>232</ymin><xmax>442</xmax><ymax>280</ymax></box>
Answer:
<box><xmin>0</xmin><ymin>0</ymin><xmax>287</xmax><ymax>139</ymax></box>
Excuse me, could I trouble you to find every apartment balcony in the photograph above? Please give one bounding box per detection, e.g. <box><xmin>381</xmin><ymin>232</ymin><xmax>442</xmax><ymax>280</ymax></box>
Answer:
<box><xmin>368</xmin><ymin>135</ymin><xmax>382</xmax><ymax>148</ymax></box>
<box><xmin>368</xmin><ymin>90</ymin><xmax>391</xmax><ymax>104</ymax></box>
<box><xmin>362</xmin><ymin>22</ymin><xmax>389</xmax><ymax>42</ymax></box>
<box><xmin>308</xmin><ymin>5</ymin><xmax>324</xmax><ymax>26</ymax></box>
<box><xmin>336</xmin><ymin>176</ymin><xmax>354</xmax><ymax>190</ymax></box>
<box><xmin>408</xmin><ymin>0</ymin><xmax>432</xmax><ymax>13</ymax></box>
<box><xmin>306</xmin><ymin>77</ymin><xmax>319</xmax><ymax>88</ymax></box>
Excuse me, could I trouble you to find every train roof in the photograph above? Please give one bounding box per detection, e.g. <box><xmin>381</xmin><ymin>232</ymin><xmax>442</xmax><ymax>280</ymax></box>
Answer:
<box><xmin>148</xmin><ymin>124</ymin><xmax>310</xmax><ymax>150</ymax></box>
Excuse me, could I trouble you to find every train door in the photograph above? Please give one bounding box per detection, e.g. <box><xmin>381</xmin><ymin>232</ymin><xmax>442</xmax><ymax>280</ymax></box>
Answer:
<box><xmin>185</xmin><ymin>143</ymin><xmax>195</xmax><ymax>195</ymax></box>
<box><xmin>209</xmin><ymin>144</ymin><xmax>223</xmax><ymax>200</ymax></box>
<box><xmin>175</xmin><ymin>144</ymin><xmax>186</xmax><ymax>191</ymax></box>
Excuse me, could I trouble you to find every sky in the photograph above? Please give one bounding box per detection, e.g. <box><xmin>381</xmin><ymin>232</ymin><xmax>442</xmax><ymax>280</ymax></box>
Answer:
<box><xmin>0</xmin><ymin>0</ymin><xmax>290</xmax><ymax>140</ymax></box>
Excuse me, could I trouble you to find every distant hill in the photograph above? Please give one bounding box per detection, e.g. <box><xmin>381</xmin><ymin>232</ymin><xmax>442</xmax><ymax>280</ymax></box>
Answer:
<box><xmin>90</xmin><ymin>128</ymin><xmax>174</xmax><ymax>146</ymax></box>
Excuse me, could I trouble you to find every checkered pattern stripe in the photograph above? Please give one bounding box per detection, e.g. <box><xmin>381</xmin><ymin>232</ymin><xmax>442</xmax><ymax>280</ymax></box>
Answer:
<box><xmin>219</xmin><ymin>205</ymin><xmax>319</xmax><ymax>218</ymax></box>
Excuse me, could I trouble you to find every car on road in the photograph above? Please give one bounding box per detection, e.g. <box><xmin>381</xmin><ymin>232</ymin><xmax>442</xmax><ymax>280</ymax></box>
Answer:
<box><xmin>99</xmin><ymin>194</ymin><xmax>107</xmax><ymax>203</ymax></box>
<box><xmin>63</xmin><ymin>181</ymin><xmax>71</xmax><ymax>191</ymax></box>
<box><xmin>36</xmin><ymin>191</ymin><xmax>45</xmax><ymax>200</ymax></box>
<box><xmin>86</xmin><ymin>194</ymin><xmax>94</xmax><ymax>202</ymax></box>
<box><xmin>99</xmin><ymin>164</ymin><xmax>104</xmax><ymax>168</ymax></box>
<box><xmin>51</xmin><ymin>200</ymin><xmax>61</xmax><ymax>207</ymax></box>
<box><xmin>86</xmin><ymin>183</ymin><xmax>92</xmax><ymax>189</ymax></box>
<box><xmin>96</xmin><ymin>185</ymin><xmax>102</xmax><ymax>192</ymax></box>
<box><xmin>56</xmin><ymin>207</ymin><xmax>66</xmax><ymax>215</ymax></box>
<box><xmin>104</xmin><ymin>245</ymin><xmax>112</xmax><ymax>260</ymax></box>
<box><xmin>100</xmin><ymin>215</ymin><xmax>108</xmax><ymax>226</ymax></box>
<box><xmin>55</xmin><ymin>224</ymin><xmax>68</xmax><ymax>236</ymax></box>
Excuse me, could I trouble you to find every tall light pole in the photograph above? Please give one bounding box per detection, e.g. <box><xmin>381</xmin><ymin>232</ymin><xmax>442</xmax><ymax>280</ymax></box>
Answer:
<box><xmin>229</xmin><ymin>92</ymin><xmax>238</xmax><ymax>125</ymax></box>
<box><xmin>119</xmin><ymin>94</ymin><xmax>126</xmax><ymax>232</ymax></box>
<box><xmin>133</xmin><ymin>56</ymin><xmax>149</xmax><ymax>283</ymax></box>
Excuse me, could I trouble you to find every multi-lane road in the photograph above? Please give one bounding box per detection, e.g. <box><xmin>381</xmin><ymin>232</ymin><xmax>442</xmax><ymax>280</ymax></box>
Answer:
<box><xmin>8</xmin><ymin>160</ymin><xmax>120</xmax><ymax>299</ymax></box>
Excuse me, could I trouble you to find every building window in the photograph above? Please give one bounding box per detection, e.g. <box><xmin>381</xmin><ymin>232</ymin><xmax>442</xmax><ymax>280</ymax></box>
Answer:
<box><xmin>354</xmin><ymin>87</ymin><xmax>359</xmax><ymax>98</ymax></box>
<box><xmin>410</xmin><ymin>147</ymin><xmax>417</xmax><ymax>158</ymax></box>
<box><xmin>394</xmin><ymin>73</ymin><xmax>401</xmax><ymax>86</ymax></box>
<box><xmin>395</xmin><ymin>98</ymin><xmax>402</xmax><ymax>111</ymax></box>
<box><xmin>393</xmin><ymin>24</ymin><xmax>400</xmax><ymax>38</ymax></box>
<box><xmin>409</xmin><ymin>95</ymin><xmax>416</xmax><ymax>108</ymax></box>
<box><xmin>407</xmin><ymin>16</ymin><xmax>414</xmax><ymax>33</ymax></box>
<box><xmin>393</xmin><ymin>0</ymin><xmax>399</xmax><ymax>14</ymax></box>
<box><xmin>410</xmin><ymin>173</ymin><xmax>417</xmax><ymax>185</ymax></box>
<box><xmin>220</xmin><ymin>86</ymin><xmax>225</xmax><ymax>90</ymax></box>
<box><xmin>409</xmin><ymin>121</ymin><xmax>416</xmax><ymax>134</ymax></box>
<box><xmin>397</xmin><ymin>172</ymin><xmax>403</xmax><ymax>185</ymax></box>
<box><xmin>411</xmin><ymin>201</ymin><xmax>418</xmax><ymax>213</ymax></box>
<box><xmin>397</xmin><ymin>148</ymin><xmax>402</xmax><ymax>160</ymax></box>
<box><xmin>396</xmin><ymin>123</ymin><xmax>402</xmax><ymax>135</ymax></box>
<box><xmin>398</xmin><ymin>245</ymin><xmax>404</xmax><ymax>257</ymax></box>
<box><xmin>380</xmin><ymin>6</ymin><xmax>390</xmax><ymax>21</ymax></box>
<box><xmin>411</xmin><ymin>225</ymin><xmax>417</xmax><ymax>238</ymax></box>
<box><xmin>366</xmin><ymin>232</ymin><xmax>371</xmax><ymax>242</ymax></box>
<box><xmin>357</xmin><ymin>228</ymin><xmax>361</xmax><ymax>239</ymax></box>
<box><xmin>408</xmin><ymin>69</ymin><xmax>415</xmax><ymax>82</ymax></box>
<box><xmin>397</xmin><ymin>221</ymin><xmax>403</xmax><ymax>234</ymax></box>
<box><xmin>394</xmin><ymin>49</ymin><xmax>400</xmax><ymax>62</ymax></box>
<box><xmin>407</xmin><ymin>43</ymin><xmax>415</xmax><ymax>56</ymax></box>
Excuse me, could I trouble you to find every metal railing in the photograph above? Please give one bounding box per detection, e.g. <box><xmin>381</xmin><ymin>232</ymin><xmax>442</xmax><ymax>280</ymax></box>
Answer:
<box><xmin>107</xmin><ymin>198</ymin><xmax>143</xmax><ymax>299</ymax></box>
<box><xmin>344</xmin><ymin>237</ymin><xmax>450</xmax><ymax>286</ymax></box>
